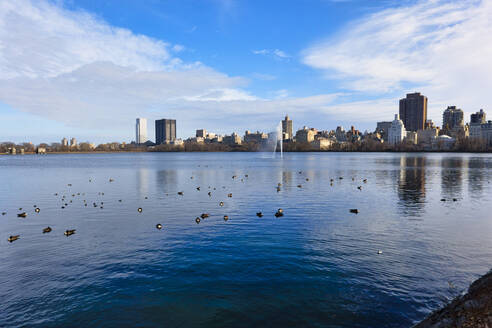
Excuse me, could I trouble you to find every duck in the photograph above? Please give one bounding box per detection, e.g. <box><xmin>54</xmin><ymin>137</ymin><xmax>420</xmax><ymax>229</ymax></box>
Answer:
<box><xmin>35</xmin><ymin>208</ymin><xmax>40</xmax><ymax>213</ymax></box>
<box><xmin>223</xmin><ymin>215</ymin><xmax>229</xmax><ymax>221</ymax></box>
<box><xmin>232</xmin><ymin>175</ymin><xmax>237</xmax><ymax>179</ymax></box>
<box><xmin>208</xmin><ymin>192</ymin><xmax>212</xmax><ymax>197</ymax></box>
<box><xmin>278</xmin><ymin>183</ymin><xmax>282</xmax><ymax>187</ymax></box>
<box><xmin>144</xmin><ymin>196</ymin><xmax>148</xmax><ymax>199</ymax></box>
<box><xmin>377</xmin><ymin>250</ymin><xmax>383</xmax><ymax>254</ymax></box>
<box><xmin>349</xmin><ymin>209</ymin><xmax>359</xmax><ymax>214</ymax></box>
<box><xmin>276</xmin><ymin>186</ymin><xmax>281</xmax><ymax>192</ymax></box>
<box><xmin>196</xmin><ymin>187</ymin><xmax>201</xmax><ymax>191</ymax></box>
<box><xmin>440</xmin><ymin>198</ymin><xmax>446</xmax><ymax>202</ymax></box>
<box><xmin>156</xmin><ymin>224</ymin><xmax>163</xmax><ymax>230</ymax></box>
<box><xmin>245</xmin><ymin>174</ymin><xmax>248</xmax><ymax>178</ymax></box>
<box><xmin>357</xmin><ymin>186</ymin><xmax>362</xmax><ymax>190</ymax></box>
<box><xmin>138</xmin><ymin>208</ymin><xmax>143</xmax><ymax>213</ymax></box>
<box><xmin>219</xmin><ymin>202</ymin><xmax>224</xmax><ymax>207</ymax></box>
<box><xmin>43</xmin><ymin>227</ymin><xmax>52</xmax><ymax>233</ymax></box>
<box><xmin>452</xmin><ymin>198</ymin><xmax>458</xmax><ymax>202</ymax></box>
<box><xmin>109</xmin><ymin>178</ymin><xmax>114</xmax><ymax>182</ymax></box>
<box><xmin>8</xmin><ymin>235</ymin><xmax>19</xmax><ymax>243</ymax></box>
<box><xmin>363</xmin><ymin>179</ymin><xmax>367</xmax><ymax>183</ymax></box>
<box><xmin>17</xmin><ymin>212</ymin><xmax>27</xmax><ymax>218</ymax></box>
<box><xmin>178</xmin><ymin>191</ymin><xmax>184</xmax><ymax>195</ymax></box>
<box><xmin>195</xmin><ymin>217</ymin><xmax>201</xmax><ymax>224</ymax></box>
<box><xmin>339</xmin><ymin>177</ymin><xmax>343</xmax><ymax>180</ymax></box>
<box><xmin>274</xmin><ymin>210</ymin><xmax>284</xmax><ymax>217</ymax></box>
<box><xmin>200</xmin><ymin>213</ymin><xmax>210</xmax><ymax>219</ymax></box>
<box><xmin>297</xmin><ymin>184</ymin><xmax>302</xmax><ymax>188</ymax></box>
<box><xmin>256</xmin><ymin>212</ymin><xmax>263</xmax><ymax>217</ymax></box>
<box><xmin>64</xmin><ymin>229</ymin><xmax>76</xmax><ymax>236</ymax></box>
<box><xmin>227</xmin><ymin>193</ymin><xmax>232</xmax><ymax>198</ymax></box>
<box><xmin>1</xmin><ymin>212</ymin><xmax>6</xmax><ymax>216</ymax></box>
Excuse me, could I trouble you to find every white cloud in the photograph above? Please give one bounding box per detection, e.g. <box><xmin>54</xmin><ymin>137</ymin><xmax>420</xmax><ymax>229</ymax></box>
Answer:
<box><xmin>303</xmin><ymin>0</ymin><xmax>492</xmax><ymax>123</ymax></box>
<box><xmin>252</xmin><ymin>48</ymin><xmax>290</xmax><ymax>59</ymax></box>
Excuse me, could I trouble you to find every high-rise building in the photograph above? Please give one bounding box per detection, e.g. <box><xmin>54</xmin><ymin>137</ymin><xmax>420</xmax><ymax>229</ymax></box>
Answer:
<box><xmin>136</xmin><ymin>118</ymin><xmax>147</xmax><ymax>144</ymax></box>
<box><xmin>155</xmin><ymin>119</ymin><xmax>176</xmax><ymax>144</ymax></box>
<box><xmin>470</xmin><ymin>109</ymin><xmax>486</xmax><ymax>124</ymax></box>
<box><xmin>388</xmin><ymin>114</ymin><xmax>406</xmax><ymax>144</ymax></box>
<box><xmin>442</xmin><ymin>106</ymin><xmax>464</xmax><ymax>130</ymax></box>
<box><xmin>282</xmin><ymin>115</ymin><xmax>293</xmax><ymax>140</ymax></box>
<box><xmin>196</xmin><ymin>129</ymin><xmax>207</xmax><ymax>138</ymax></box>
<box><xmin>399</xmin><ymin>92</ymin><xmax>427</xmax><ymax>132</ymax></box>
<box><xmin>376</xmin><ymin>121</ymin><xmax>392</xmax><ymax>142</ymax></box>
<box><xmin>70</xmin><ymin>138</ymin><xmax>77</xmax><ymax>147</ymax></box>
<box><xmin>61</xmin><ymin>138</ymin><xmax>68</xmax><ymax>146</ymax></box>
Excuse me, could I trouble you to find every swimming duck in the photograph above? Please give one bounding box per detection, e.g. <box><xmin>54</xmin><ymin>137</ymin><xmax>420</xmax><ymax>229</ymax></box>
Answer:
<box><xmin>274</xmin><ymin>210</ymin><xmax>284</xmax><ymax>217</ymax></box>
<box><xmin>68</xmin><ymin>184</ymin><xmax>72</xmax><ymax>186</ymax></box>
<box><xmin>2</xmin><ymin>212</ymin><xmax>6</xmax><ymax>215</ymax></box>
<box><xmin>276</xmin><ymin>186</ymin><xmax>281</xmax><ymax>192</ymax></box>
<box><xmin>219</xmin><ymin>202</ymin><xmax>224</xmax><ymax>207</ymax></box>
<box><xmin>453</xmin><ymin>198</ymin><xmax>457</xmax><ymax>201</ymax></box>
<box><xmin>440</xmin><ymin>198</ymin><xmax>446</xmax><ymax>202</ymax></box>
<box><xmin>232</xmin><ymin>175</ymin><xmax>236</xmax><ymax>179</ymax></box>
<box><xmin>178</xmin><ymin>191</ymin><xmax>184</xmax><ymax>195</ymax></box>
<box><xmin>245</xmin><ymin>174</ymin><xmax>248</xmax><ymax>178</ymax></box>
<box><xmin>278</xmin><ymin>183</ymin><xmax>282</xmax><ymax>187</ymax></box>
<box><xmin>208</xmin><ymin>192</ymin><xmax>212</xmax><ymax>196</ymax></box>
<box><xmin>306</xmin><ymin>178</ymin><xmax>309</xmax><ymax>181</ymax></box>
<box><xmin>109</xmin><ymin>178</ymin><xmax>114</xmax><ymax>182</ymax></box>
<box><xmin>197</xmin><ymin>187</ymin><xmax>200</xmax><ymax>191</ymax></box>
<box><xmin>138</xmin><ymin>208</ymin><xmax>143</xmax><ymax>213</ymax></box>
<box><xmin>64</xmin><ymin>229</ymin><xmax>76</xmax><ymax>236</ymax></box>
<box><xmin>17</xmin><ymin>212</ymin><xmax>27</xmax><ymax>218</ymax></box>
<box><xmin>223</xmin><ymin>215</ymin><xmax>229</xmax><ymax>221</ymax></box>
<box><xmin>377</xmin><ymin>250</ymin><xmax>383</xmax><ymax>254</ymax></box>
<box><xmin>200</xmin><ymin>213</ymin><xmax>210</xmax><ymax>219</ymax></box>
<box><xmin>256</xmin><ymin>212</ymin><xmax>263</xmax><ymax>217</ymax></box>
<box><xmin>35</xmin><ymin>208</ymin><xmax>40</xmax><ymax>213</ymax></box>
<box><xmin>43</xmin><ymin>227</ymin><xmax>52</xmax><ymax>233</ymax></box>
<box><xmin>156</xmin><ymin>224</ymin><xmax>163</xmax><ymax>230</ymax></box>
<box><xmin>363</xmin><ymin>179</ymin><xmax>367</xmax><ymax>183</ymax></box>
<box><xmin>227</xmin><ymin>193</ymin><xmax>232</xmax><ymax>198</ymax></box>
<box><xmin>349</xmin><ymin>209</ymin><xmax>359</xmax><ymax>214</ymax></box>
<box><xmin>195</xmin><ymin>217</ymin><xmax>201</xmax><ymax>224</ymax></box>
<box><xmin>144</xmin><ymin>196</ymin><xmax>148</xmax><ymax>199</ymax></box>
<box><xmin>357</xmin><ymin>186</ymin><xmax>362</xmax><ymax>190</ymax></box>
<box><xmin>339</xmin><ymin>177</ymin><xmax>343</xmax><ymax>180</ymax></box>
<box><xmin>297</xmin><ymin>184</ymin><xmax>302</xmax><ymax>188</ymax></box>
<box><xmin>8</xmin><ymin>235</ymin><xmax>19</xmax><ymax>242</ymax></box>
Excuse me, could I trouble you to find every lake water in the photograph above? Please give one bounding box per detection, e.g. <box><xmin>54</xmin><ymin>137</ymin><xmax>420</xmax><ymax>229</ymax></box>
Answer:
<box><xmin>0</xmin><ymin>152</ymin><xmax>491</xmax><ymax>327</ymax></box>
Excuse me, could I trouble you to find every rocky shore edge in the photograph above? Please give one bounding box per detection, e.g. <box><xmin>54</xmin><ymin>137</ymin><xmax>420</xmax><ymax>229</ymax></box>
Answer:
<box><xmin>414</xmin><ymin>270</ymin><xmax>492</xmax><ymax>328</ymax></box>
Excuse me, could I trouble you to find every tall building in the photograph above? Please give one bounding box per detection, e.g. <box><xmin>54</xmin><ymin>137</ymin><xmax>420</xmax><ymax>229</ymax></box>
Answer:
<box><xmin>442</xmin><ymin>106</ymin><xmax>464</xmax><ymax>130</ymax></box>
<box><xmin>196</xmin><ymin>129</ymin><xmax>207</xmax><ymax>138</ymax></box>
<box><xmin>70</xmin><ymin>138</ymin><xmax>77</xmax><ymax>147</ymax></box>
<box><xmin>282</xmin><ymin>115</ymin><xmax>293</xmax><ymax>140</ymax></box>
<box><xmin>376</xmin><ymin>121</ymin><xmax>392</xmax><ymax>142</ymax></box>
<box><xmin>388</xmin><ymin>114</ymin><xmax>406</xmax><ymax>144</ymax></box>
<box><xmin>155</xmin><ymin>119</ymin><xmax>176</xmax><ymax>144</ymax></box>
<box><xmin>61</xmin><ymin>138</ymin><xmax>68</xmax><ymax>146</ymax></box>
<box><xmin>135</xmin><ymin>118</ymin><xmax>147</xmax><ymax>144</ymax></box>
<box><xmin>399</xmin><ymin>92</ymin><xmax>427</xmax><ymax>132</ymax></box>
<box><xmin>470</xmin><ymin>109</ymin><xmax>486</xmax><ymax>124</ymax></box>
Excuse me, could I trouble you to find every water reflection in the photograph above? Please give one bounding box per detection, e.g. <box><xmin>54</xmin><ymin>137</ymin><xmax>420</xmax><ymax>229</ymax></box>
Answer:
<box><xmin>440</xmin><ymin>157</ymin><xmax>465</xmax><ymax>200</ymax></box>
<box><xmin>467</xmin><ymin>157</ymin><xmax>488</xmax><ymax>197</ymax></box>
<box><xmin>136</xmin><ymin>168</ymin><xmax>150</xmax><ymax>197</ymax></box>
<box><xmin>156</xmin><ymin>170</ymin><xmax>178</xmax><ymax>194</ymax></box>
<box><xmin>397</xmin><ymin>156</ymin><xmax>426</xmax><ymax>216</ymax></box>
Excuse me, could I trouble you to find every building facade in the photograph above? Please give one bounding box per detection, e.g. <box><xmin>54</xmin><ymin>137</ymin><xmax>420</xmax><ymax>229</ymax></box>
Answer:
<box><xmin>376</xmin><ymin>121</ymin><xmax>392</xmax><ymax>142</ymax></box>
<box><xmin>470</xmin><ymin>109</ymin><xmax>486</xmax><ymax>124</ymax></box>
<box><xmin>388</xmin><ymin>114</ymin><xmax>406</xmax><ymax>144</ymax></box>
<box><xmin>295</xmin><ymin>127</ymin><xmax>317</xmax><ymax>143</ymax></box>
<box><xmin>155</xmin><ymin>119</ymin><xmax>176</xmax><ymax>144</ymax></box>
<box><xmin>282</xmin><ymin>115</ymin><xmax>293</xmax><ymax>140</ymax></box>
<box><xmin>442</xmin><ymin>106</ymin><xmax>464</xmax><ymax>131</ymax></box>
<box><xmin>399</xmin><ymin>92</ymin><xmax>427</xmax><ymax>132</ymax></box>
<box><xmin>135</xmin><ymin>118</ymin><xmax>147</xmax><ymax>144</ymax></box>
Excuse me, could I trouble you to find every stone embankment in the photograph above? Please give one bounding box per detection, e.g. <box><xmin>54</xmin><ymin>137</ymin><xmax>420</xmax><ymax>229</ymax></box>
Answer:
<box><xmin>414</xmin><ymin>270</ymin><xmax>492</xmax><ymax>328</ymax></box>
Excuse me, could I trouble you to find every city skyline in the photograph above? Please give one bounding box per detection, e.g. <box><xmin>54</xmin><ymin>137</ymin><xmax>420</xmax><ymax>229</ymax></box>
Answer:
<box><xmin>2</xmin><ymin>0</ymin><xmax>492</xmax><ymax>143</ymax></box>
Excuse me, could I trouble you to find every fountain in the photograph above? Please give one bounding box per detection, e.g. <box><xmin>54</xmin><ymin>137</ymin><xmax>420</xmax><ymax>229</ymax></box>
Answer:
<box><xmin>272</xmin><ymin>121</ymin><xmax>283</xmax><ymax>158</ymax></box>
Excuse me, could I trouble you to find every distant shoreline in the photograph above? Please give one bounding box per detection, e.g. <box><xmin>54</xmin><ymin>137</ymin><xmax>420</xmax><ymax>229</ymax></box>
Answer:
<box><xmin>2</xmin><ymin>150</ymin><xmax>492</xmax><ymax>155</ymax></box>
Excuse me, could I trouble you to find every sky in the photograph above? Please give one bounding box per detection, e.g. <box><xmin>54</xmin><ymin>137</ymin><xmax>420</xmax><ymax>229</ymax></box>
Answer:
<box><xmin>1</xmin><ymin>0</ymin><xmax>491</xmax><ymax>144</ymax></box>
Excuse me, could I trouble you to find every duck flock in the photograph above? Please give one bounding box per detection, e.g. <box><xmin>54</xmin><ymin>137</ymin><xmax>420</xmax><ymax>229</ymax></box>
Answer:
<box><xmin>4</xmin><ymin>169</ymin><xmax>370</xmax><ymax>246</ymax></box>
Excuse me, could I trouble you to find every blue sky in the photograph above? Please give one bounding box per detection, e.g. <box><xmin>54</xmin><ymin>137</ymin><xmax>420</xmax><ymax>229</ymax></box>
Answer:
<box><xmin>1</xmin><ymin>0</ymin><xmax>491</xmax><ymax>143</ymax></box>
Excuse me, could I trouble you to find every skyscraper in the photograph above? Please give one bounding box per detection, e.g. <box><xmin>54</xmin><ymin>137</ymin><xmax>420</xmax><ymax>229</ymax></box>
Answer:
<box><xmin>155</xmin><ymin>119</ymin><xmax>176</xmax><ymax>144</ymax></box>
<box><xmin>442</xmin><ymin>106</ymin><xmax>464</xmax><ymax>130</ymax></box>
<box><xmin>135</xmin><ymin>118</ymin><xmax>147</xmax><ymax>144</ymax></box>
<box><xmin>399</xmin><ymin>92</ymin><xmax>427</xmax><ymax>132</ymax></box>
<box><xmin>470</xmin><ymin>109</ymin><xmax>486</xmax><ymax>124</ymax></box>
<box><xmin>282</xmin><ymin>115</ymin><xmax>293</xmax><ymax>140</ymax></box>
